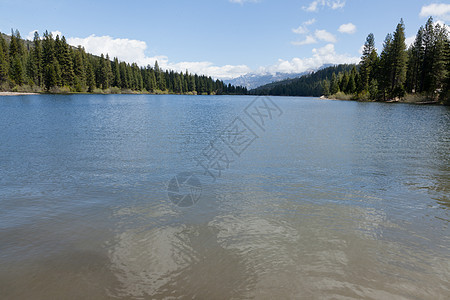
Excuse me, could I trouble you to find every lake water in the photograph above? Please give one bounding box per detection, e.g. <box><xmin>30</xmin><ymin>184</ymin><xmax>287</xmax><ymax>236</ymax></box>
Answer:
<box><xmin>0</xmin><ymin>94</ymin><xmax>449</xmax><ymax>299</ymax></box>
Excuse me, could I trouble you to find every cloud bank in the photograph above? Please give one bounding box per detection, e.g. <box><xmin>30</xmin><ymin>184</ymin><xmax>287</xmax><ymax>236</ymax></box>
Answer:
<box><xmin>303</xmin><ymin>0</ymin><xmax>346</xmax><ymax>12</ymax></box>
<box><xmin>420</xmin><ymin>3</ymin><xmax>450</xmax><ymax>21</ymax></box>
<box><xmin>36</xmin><ymin>32</ymin><xmax>359</xmax><ymax>79</ymax></box>
<box><xmin>292</xmin><ymin>18</ymin><xmax>316</xmax><ymax>34</ymax></box>
<box><xmin>260</xmin><ymin>44</ymin><xmax>359</xmax><ymax>74</ymax></box>
<box><xmin>338</xmin><ymin>23</ymin><xmax>356</xmax><ymax>34</ymax></box>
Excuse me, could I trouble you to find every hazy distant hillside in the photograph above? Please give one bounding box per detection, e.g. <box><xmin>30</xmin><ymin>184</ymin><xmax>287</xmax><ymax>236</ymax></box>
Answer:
<box><xmin>224</xmin><ymin>71</ymin><xmax>311</xmax><ymax>90</ymax></box>
<box><xmin>250</xmin><ymin>64</ymin><xmax>356</xmax><ymax>97</ymax></box>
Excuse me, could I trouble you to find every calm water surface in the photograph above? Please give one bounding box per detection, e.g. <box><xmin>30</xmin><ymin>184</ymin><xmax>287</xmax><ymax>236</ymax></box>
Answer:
<box><xmin>0</xmin><ymin>94</ymin><xmax>449</xmax><ymax>299</ymax></box>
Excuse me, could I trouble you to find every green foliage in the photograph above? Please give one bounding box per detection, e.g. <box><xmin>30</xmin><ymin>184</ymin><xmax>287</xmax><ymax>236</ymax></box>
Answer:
<box><xmin>359</xmin><ymin>33</ymin><xmax>378</xmax><ymax>92</ymax></box>
<box><xmin>0</xmin><ymin>29</ymin><xmax>246</xmax><ymax>95</ymax></box>
<box><xmin>253</xmin><ymin>17</ymin><xmax>449</xmax><ymax>103</ymax></box>
<box><xmin>251</xmin><ymin>64</ymin><xmax>354</xmax><ymax>96</ymax></box>
<box><xmin>0</xmin><ymin>34</ymin><xmax>9</xmax><ymax>83</ymax></box>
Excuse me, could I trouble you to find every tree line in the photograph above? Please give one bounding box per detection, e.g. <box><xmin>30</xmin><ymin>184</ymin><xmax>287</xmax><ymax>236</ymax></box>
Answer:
<box><xmin>0</xmin><ymin>30</ymin><xmax>247</xmax><ymax>95</ymax></box>
<box><xmin>252</xmin><ymin>17</ymin><xmax>449</xmax><ymax>104</ymax></box>
<box><xmin>251</xmin><ymin>64</ymin><xmax>355</xmax><ymax>97</ymax></box>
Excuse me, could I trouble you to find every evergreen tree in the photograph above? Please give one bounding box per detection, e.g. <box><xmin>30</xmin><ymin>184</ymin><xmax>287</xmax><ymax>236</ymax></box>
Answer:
<box><xmin>155</xmin><ymin>61</ymin><xmax>166</xmax><ymax>90</ymax></box>
<box><xmin>330</xmin><ymin>72</ymin><xmax>339</xmax><ymax>94</ymax></box>
<box><xmin>72</xmin><ymin>47</ymin><xmax>86</xmax><ymax>91</ymax></box>
<box><xmin>0</xmin><ymin>34</ymin><xmax>9</xmax><ymax>84</ymax></box>
<box><xmin>359</xmin><ymin>33</ymin><xmax>378</xmax><ymax>92</ymax></box>
<box><xmin>406</xmin><ymin>27</ymin><xmax>425</xmax><ymax>93</ymax></box>
<box><xmin>11</xmin><ymin>56</ymin><xmax>24</xmax><ymax>85</ymax></box>
<box><xmin>0</xmin><ymin>28</ymin><xmax>246</xmax><ymax>95</ymax></box>
<box><xmin>340</xmin><ymin>71</ymin><xmax>349</xmax><ymax>92</ymax></box>
<box><xmin>112</xmin><ymin>57</ymin><xmax>121</xmax><ymax>87</ymax></box>
<box><xmin>429</xmin><ymin>23</ymin><xmax>448</xmax><ymax>97</ymax></box>
<box><xmin>119</xmin><ymin>61</ymin><xmax>128</xmax><ymax>88</ymax></box>
<box><xmin>389</xmin><ymin>19</ymin><xmax>407</xmax><ymax>98</ymax></box>
<box><xmin>322</xmin><ymin>79</ymin><xmax>330</xmax><ymax>96</ymax></box>
<box><xmin>379</xmin><ymin>33</ymin><xmax>393</xmax><ymax>100</ymax></box>
<box><xmin>86</xmin><ymin>62</ymin><xmax>96</xmax><ymax>92</ymax></box>
<box><xmin>56</xmin><ymin>36</ymin><xmax>75</xmax><ymax>87</ymax></box>
<box><xmin>188</xmin><ymin>72</ymin><xmax>196</xmax><ymax>92</ymax></box>
<box><xmin>9</xmin><ymin>30</ymin><xmax>25</xmax><ymax>85</ymax></box>
<box><xmin>421</xmin><ymin>17</ymin><xmax>435</xmax><ymax>93</ymax></box>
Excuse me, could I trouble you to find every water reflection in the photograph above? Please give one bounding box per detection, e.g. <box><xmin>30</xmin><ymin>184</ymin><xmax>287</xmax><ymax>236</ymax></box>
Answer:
<box><xmin>1</xmin><ymin>95</ymin><xmax>449</xmax><ymax>299</ymax></box>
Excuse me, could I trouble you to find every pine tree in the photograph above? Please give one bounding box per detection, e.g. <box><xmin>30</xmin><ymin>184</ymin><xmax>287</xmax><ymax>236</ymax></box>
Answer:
<box><xmin>0</xmin><ymin>28</ymin><xmax>245</xmax><ymax>95</ymax></box>
<box><xmin>429</xmin><ymin>23</ymin><xmax>448</xmax><ymax>98</ymax></box>
<box><xmin>359</xmin><ymin>33</ymin><xmax>378</xmax><ymax>92</ymax></box>
<box><xmin>9</xmin><ymin>30</ymin><xmax>25</xmax><ymax>85</ymax></box>
<box><xmin>389</xmin><ymin>19</ymin><xmax>407</xmax><ymax>98</ymax></box>
<box><xmin>321</xmin><ymin>79</ymin><xmax>330</xmax><ymax>96</ymax></box>
<box><xmin>188</xmin><ymin>72</ymin><xmax>196</xmax><ymax>92</ymax></box>
<box><xmin>112</xmin><ymin>57</ymin><xmax>121</xmax><ymax>87</ymax></box>
<box><xmin>119</xmin><ymin>61</ymin><xmax>128</xmax><ymax>88</ymax></box>
<box><xmin>11</xmin><ymin>56</ymin><xmax>24</xmax><ymax>85</ymax></box>
<box><xmin>346</xmin><ymin>66</ymin><xmax>357</xmax><ymax>94</ymax></box>
<box><xmin>379</xmin><ymin>33</ymin><xmax>393</xmax><ymax>100</ymax></box>
<box><xmin>72</xmin><ymin>47</ymin><xmax>86</xmax><ymax>91</ymax></box>
<box><xmin>147</xmin><ymin>68</ymin><xmax>156</xmax><ymax>92</ymax></box>
<box><xmin>421</xmin><ymin>17</ymin><xmax>436</xmax><ymax>93</ymax></box>
<box><xmin>155</xmin><ymin>61</ymin><xmax>166</xmax><ymax>90</ymax></box>
<box><xmin>104</xmin><ymin>54</ymin><xmax>114</xmax><ymax>88</ymax></box>
<box><xmin>58</xmin><ymin>36</ymin><xmax>75</xmax><ymax>87</ymax></box>
<box><xmin>32</xmin><ymin>31</ymin><xmax>43</xmax><ymax>87</ymax></box>
<box><xmin>0</xmin><ymin>34</ymin><xmax>9</xmax><ymax>85</ymax></box>
<box><xmin>406</xmin><ymin>27</ymin><xmax>425</xmax><ymax>93</ymax></box>
<box><xmin>86</xmin><ymin>62</ymin><xmax>96</xmax><ymax>92</ymax></box>
<box><xmin>330</xmin><ymin>72</ymin><xmax>339</xmax><ymax>94</ymax></box>
<box><xmin>340</xmin><ymin>71</ymin><xmax>349</xmax><ymax>92</ymax></box>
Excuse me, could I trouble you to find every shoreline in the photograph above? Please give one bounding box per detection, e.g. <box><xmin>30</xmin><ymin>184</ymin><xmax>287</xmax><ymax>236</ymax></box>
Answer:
<box><xmin>320</xmin><ymin>95</ymin><xmax>445</xmax><ymax>105</ymax></box>
<box><xmin>0</xmin><ymin>92</ymin><xmax>40</xmax><ymax>96</ymax></box>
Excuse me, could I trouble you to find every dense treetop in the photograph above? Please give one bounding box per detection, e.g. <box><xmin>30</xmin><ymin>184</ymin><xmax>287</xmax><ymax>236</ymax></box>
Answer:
<box><xmin>0</xmin><ymin>30</ymin><xmax>247</xmax><ymax>95</ymax></box>
<box><xmin>252</xmin><ymin>17</ymin><xmax>449</xmax><ymax>104</ymax></box>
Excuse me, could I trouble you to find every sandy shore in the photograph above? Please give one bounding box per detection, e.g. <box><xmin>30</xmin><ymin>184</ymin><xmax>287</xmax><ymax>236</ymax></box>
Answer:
<box><xmin>0</xmin><ymin>92</ymin><xmax>40</xmax><ymax>96</ymax></box>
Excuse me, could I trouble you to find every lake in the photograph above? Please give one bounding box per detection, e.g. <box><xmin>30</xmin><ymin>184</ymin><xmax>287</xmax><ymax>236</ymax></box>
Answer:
<box><xmin>0</xmin><ymin>94</ymin><xmax>449</xmax><ymax>299</ymax></box>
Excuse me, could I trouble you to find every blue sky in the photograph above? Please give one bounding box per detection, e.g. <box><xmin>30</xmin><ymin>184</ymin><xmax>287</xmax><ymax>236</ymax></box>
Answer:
<box><xmin>1</xmin><ymin>0</ymin><xmax>449</xmax><ymax>79</ymax></box>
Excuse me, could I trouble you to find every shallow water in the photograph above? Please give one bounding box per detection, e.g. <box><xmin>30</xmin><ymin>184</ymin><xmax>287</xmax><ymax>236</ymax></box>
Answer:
<box><xmin>0</xmin><ymin>94</ymin><xmax>449</xmax><ymax>299</ymax></box>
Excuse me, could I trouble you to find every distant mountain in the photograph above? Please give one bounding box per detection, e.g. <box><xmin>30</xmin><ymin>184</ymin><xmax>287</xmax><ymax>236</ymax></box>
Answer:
<box><xmin>224</xmin><ymin>71</ymin><xmax>311</xmax><ymax>90</ymax></box>
<box><xmin>250</xmin><ymin>64</ymin><xmax>356</xmax><ymax>97</ymax></box>
<box><xmin>223</xmin><ymin>64</ymin><xmax>336</xmax><ymax>90</ymax></box>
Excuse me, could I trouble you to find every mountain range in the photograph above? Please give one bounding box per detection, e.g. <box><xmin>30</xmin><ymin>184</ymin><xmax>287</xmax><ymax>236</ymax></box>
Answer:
<box><xmin>223</xmin><ymin>71</ymin><xmax>311</xmax><ymax>90</ymax></box>
<box><xmin>223</xmin><ymin>64</ymin><xmax>335</xmax><ymax>89</ymax></box>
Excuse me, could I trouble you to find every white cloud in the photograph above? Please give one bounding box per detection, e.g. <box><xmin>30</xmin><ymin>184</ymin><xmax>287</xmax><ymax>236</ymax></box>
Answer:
<box><xmin>304</xmin><ymin>18</ymin><xmax>317</xmax><ymax>26</ymax></box>
<box><xmin>261</xmin><ymin>43</ymin><xmax>359</xmax><ymax>74</ymax></box>
<box><xmin>435</xmin><ymin>20</ymin><xmax>450</xmax><ymax>32</ymax></box>
<box><xmin>166</xmin><ymin>62</ymin><xmax>251</xmax><ymax>79</ymax></box>
<box><xmin>304</xmin><ymin>0</ymin><xmax>320</xmax><ymax>12</ymax></box>
<box><xmin>314</xmin><ymin>29</ymin><xmax>337</xmax><ymax>43</ymax></box>
<box><xmin>292</xmin><ymin>18</ymin><xmax>316</xmax><ymax>34</ymax></box>
<box><xmin>420</xmin><ymin>3</ymin><xmax>450</xmax><ymax>21</ymax></box>
<box><xmin>68</xmin><ymin>34</ymin><xmax>152</xmax><ymax>63</ymax></box>
<box><xmin>26</xmin><ymin>30</ymin><xmax>62</xmax><ymax>40</ymax></box>
<box><xmin>405</xmin><ymin>35</ymin><xmax>415</xmax><ymax>48</ymax></box>
<box><xmin>292</xmin><ymin>35</ymin><xmax>317</xmax><ymax>46</ymax></box>
<box><xmin>292</xmin><ymin>28</ymin><xmax>337</xmax><ymax>46</ymax></box>
<box><xmin>63</xmin><ymin>32</ymin><xmax>356</xmax><ymax>80</ymax></box>
<box><xmin>338</xmin><ymin>23</ymin><xmax>356</xmax><ymax>34</ymax></box>
<box><xmin>66</xmin><ymin>34</ymin><xmax>250</xmax><ymax>79</ymax></box>
<box><xmin>303</xmin><ymin>0</ymin><xmax>346</xmax><ymax>12</ymax></box>
<box><xmin>330</xmin><ymin>0</ymin><xmax>346</xmax><ymax>10</ymax></box>
<box><xmin>358</xmin><ymin>44</ymin><xmax>365</xmax><ymax>55</ymax></box>
<box><xmin>52</xmin><ymin>31</ymin><xmax>63</xmax><ymax>38</ymax></box>
<box><xmin>26</xmin><ymin>30</ymin><xmax>38</xmax><ymax>40</ymax></box>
